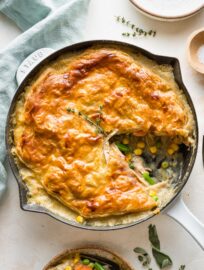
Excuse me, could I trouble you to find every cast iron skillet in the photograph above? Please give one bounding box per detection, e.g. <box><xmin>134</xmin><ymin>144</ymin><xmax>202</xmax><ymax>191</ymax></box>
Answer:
<box><xmin>5</xmin><ymin>40</ymin><xmax>201</xmax><ymax>242</ymax></box>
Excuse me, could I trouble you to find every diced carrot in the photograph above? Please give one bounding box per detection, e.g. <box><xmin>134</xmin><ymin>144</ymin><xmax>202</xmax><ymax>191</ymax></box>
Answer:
<box><xmin>74</xmin><ymin>264</ymin><xmax>92</xmax><ymax>270</ymax></box>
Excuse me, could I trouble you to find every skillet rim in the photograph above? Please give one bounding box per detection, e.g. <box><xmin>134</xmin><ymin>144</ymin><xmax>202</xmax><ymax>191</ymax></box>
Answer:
<box><xmin>5</xmin><ymin>39</ymin><xmax>199</xmax><ymax>230</ymax></box>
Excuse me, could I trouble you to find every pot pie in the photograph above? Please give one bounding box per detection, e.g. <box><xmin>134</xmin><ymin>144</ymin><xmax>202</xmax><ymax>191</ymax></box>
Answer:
<box><xmin>11</xmin><ymin>45</ymin><xmax>194</xmax><ymax>224</ymax></box>
<box><xmin>43</xmin><ymin>248</ymin><xmax>132</xmax><ymax>270</ymax></box>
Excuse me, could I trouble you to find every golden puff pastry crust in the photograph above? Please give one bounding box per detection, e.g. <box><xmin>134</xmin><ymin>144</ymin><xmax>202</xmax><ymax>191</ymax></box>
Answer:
<box><xmin>13</xmin><ymin>47</ymin><xmax>193</xmax><ymax>218</ymax></box>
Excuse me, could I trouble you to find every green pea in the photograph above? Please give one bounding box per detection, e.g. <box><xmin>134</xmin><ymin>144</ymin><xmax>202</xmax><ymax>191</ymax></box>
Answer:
<box><xmin>161</xmin><ymin>161</ymin><xmax>169</xmax><ymax>169</ymax></box>
<box><xmin>82</xmin><ymin>259</ymin><xmax>90</xmax><ymax>265</ymax></box>
<box><xmin>89</xmin><ymin>263</ymin><xmax>94</xmax><ymax>268</ymax></box>
<box><xmin>94</xmin><ymin>262</ymin><xmax>105</xmax><ymax>270</ymax></box>
<box><xmin>153</xmin><ymin>195</ymin><xmax>159</xmax><ymax>201</ymax></box>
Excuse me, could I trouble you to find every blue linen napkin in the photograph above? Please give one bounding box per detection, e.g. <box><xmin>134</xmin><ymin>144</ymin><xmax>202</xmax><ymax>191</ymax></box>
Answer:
<box><xmin>0</xmin><ymin>0</ymin><xmax>90</xmax><ymax>200</ymax></box>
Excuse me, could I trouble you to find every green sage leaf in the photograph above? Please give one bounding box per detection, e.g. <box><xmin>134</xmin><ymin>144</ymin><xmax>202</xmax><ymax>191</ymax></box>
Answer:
<box><xmin>152</xmin><ymin>247</ymin><xmax>172</xmax><ymax>269</ymax></box>
<box><xmin>148</xmin><ymin>224</ymin><xmax>160</xmax><ymax>249</ymax></box>
<box><xmin>134</xmin><ymin>247</ymin><xmax>151</xmax><ymax>266</ymax></box>
<box><xmin>133</xmin><ymin>247</ymin><xmax>147</xmax><ymax>254</ymax></box>
<box><xmin>138</xmin><ymin>255</ymin><xmax>143</xmax><ymax>262</ymax></box>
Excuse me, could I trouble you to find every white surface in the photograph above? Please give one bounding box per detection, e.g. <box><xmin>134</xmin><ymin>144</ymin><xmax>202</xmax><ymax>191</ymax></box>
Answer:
<box><xmin>0</xmin><ymin>0</ymin><xmax>204</xmax><ymax>269</ymax></box>
<box><xmin>130</xmin><ymin>0</ymin><xmax>203</xmax><ymax>18</ymax></box>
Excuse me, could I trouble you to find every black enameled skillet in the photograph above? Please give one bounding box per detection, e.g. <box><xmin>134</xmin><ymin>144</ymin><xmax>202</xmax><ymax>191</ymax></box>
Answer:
<box><xmin>5</xmin><ymin>40</ymin><xmax>204</xmax><ymax>249</ymax></box>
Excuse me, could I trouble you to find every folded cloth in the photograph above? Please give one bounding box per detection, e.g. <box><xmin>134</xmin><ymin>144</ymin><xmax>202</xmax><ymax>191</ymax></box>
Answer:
<box><xmin>0</xmin><ymin>0</ymin><xmax>90</xmax><ymax>200</ymax></box>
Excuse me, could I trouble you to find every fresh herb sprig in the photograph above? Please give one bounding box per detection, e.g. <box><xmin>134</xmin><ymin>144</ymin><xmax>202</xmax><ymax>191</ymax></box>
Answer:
<box><xmin>149</xmin><ymin>224</ymin><xmax>172</xmax><ymax>269</ymax></box>
<box><xmin>116</xmin><ymin>16</ymin><xmax>156</xmax><ymax>38</ymax></box>
<box><xmin>67</xmin><ymin>107</ymin><xmax>105</xmax><ymax>135</ymax></box>
<box><xmin>134</xmin><ymin>225</ymin><xmax>186</xmax><ymax>270</ymax></box>
<box><xmin>95</xmin><ymin>105</ymin><xmax>103</xmax><ymax>125</ymax></box>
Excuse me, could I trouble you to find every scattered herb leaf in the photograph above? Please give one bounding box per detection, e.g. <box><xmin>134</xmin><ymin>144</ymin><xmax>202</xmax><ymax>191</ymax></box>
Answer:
<box><xmin>149</xmin><ymin>224</ymin><xmax>160</xmax><ymax>249</ymax></box>
<box><xmin>149</xmin><ymin>224</ymin><xmax>172</xmax><ymax>269</ymax></box>
<box><xmin>134</xmin><ymin>225</ymin><xmax>186</xmax><ymax>270</ymax></box>
<box><xmin>152</xmin><ymin>247</ymin><xmax>172</xmax><ymax>269</ymax></box>
<box><xmin>138</xmin><ymin>255</ymin><xmax>144</xmax><ymax>262</ymax></box>
<box><xmin>134</xmin><ymin>247</ymin><xmax>148</xmax><ymax>254</ymax></box>
<box><xmin>134</xmin><ymin>247</ymin><xmax>151</xmax><ymax>268</ymax></box>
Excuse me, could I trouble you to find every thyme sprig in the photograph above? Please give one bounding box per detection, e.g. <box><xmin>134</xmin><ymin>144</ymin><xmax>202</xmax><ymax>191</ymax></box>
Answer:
<box><xmin>67</xmin><ymin>107</ymin><xmax>105</xmax><ymax>135</ymax></box>
<box><xmin>95</xmin><ymin>105</ymin><xmax>103</xmax><ymax>125</ymax></box>
<box><xmin>115</xmin><ymin>16</ymin><xmax>156</xmax><ymax>37</ymax></box>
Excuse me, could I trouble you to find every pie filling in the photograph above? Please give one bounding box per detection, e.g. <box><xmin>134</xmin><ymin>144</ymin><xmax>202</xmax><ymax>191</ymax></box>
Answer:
<box><xmin>46</xmin><ymin>252</ymin><xmax>124</xmax><ymax>270</ymax></box>
<box><xmin>12</xmin><ymin>46</ymin><xmax>194</xmax><ymax>222</ymax></box>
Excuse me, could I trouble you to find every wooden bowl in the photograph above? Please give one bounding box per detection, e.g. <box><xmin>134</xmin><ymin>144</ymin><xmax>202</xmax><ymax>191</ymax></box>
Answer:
<box><xmin>43</xmin><ymin>247</ymin><xmax>134</xmax><ymax>270</ymax></box>
<box><xmin>187</xmin><ymin>28</ymin><xmax>204</xmax><ymax>74</ymax></box>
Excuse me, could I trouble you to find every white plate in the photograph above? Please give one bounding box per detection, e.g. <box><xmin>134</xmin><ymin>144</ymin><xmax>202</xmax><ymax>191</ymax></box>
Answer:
<box><xmin>129</xmin><ymin>0</ymin><xmax>204</xmax><ymax>21</ymax></box>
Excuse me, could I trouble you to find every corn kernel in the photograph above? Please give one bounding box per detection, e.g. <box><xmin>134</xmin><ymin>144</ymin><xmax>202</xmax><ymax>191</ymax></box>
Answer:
<box><xmin>125</xmin><ymin>153</ymin><xmax>132</xmax><ymax>162</ymax></box>
<box><xmin>149</xmin><ymin>146</ymin><xmax>157</xmax><ymax>154</ymax></box>
<box><xmin>73</xmin><ymin>254</ymin><xmax>80</xmax><ymax>264</ymax></box>
<box><xmin>76</xmin><ymin>215</ymin><xmax>84</xmax><ymax>223</ymax></box>
<box><xmin>137</xmin><ymin>141</ymin><xmax>145</xmax><ymax>149</ymax></box>
<box><xmin>149</xmin><ymin>190</ymin><xmax>157</xmax><ymax>197</ymax></box>
<box><xmin>65</xmin><ymin>266</ymin><xmax>72</xmax><ymax>270</ymax></box>
<box><xmin>167</xmin><ymin>148</ymin><xmax>174</xmax><ymax>155</ymax></box>
<box><xmin>170</xmin><ymin>143</ymin><xmax>179</xmax><ymax>151</ymax></box>
<box><xmin>122</xmin><ymin>138</ymin><xmax>129</xmax><ymax>144</ymax></box>
<box><xmin>134</xmin><ymin>148</ymin><xmax>143</xmax><ymax>156</ymax></box>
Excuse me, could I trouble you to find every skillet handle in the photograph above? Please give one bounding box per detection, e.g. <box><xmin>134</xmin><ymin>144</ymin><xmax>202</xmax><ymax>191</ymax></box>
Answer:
<box><xmin>16</xmin><ymin>48</ymin><xmax>55</xmax><ymax>85</ymax></box>
<box><xmin>166</xmin><ymin>196</ymin><xmax>204</xmax><ymax>250</ymax></box>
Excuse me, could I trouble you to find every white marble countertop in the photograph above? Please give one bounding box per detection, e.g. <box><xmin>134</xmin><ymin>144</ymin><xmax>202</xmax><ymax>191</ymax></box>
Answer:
<box><xmin>0</xmin><ymin>0</ymin><xmax>204</xmax><ymax>269</ymax></box>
